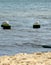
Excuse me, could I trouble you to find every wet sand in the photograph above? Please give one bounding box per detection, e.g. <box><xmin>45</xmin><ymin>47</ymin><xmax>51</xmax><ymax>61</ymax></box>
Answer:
<box><xmin>0</xmin><ymin>52</ymin><xmax>51</xmax><ymax>65</ymax></box>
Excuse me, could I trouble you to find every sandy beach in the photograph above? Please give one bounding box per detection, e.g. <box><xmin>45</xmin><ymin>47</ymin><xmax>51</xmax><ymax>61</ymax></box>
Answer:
<box><xmin>0</xmin><ymin>52</ymin><xmax>51</xmax><ymax>65</ymax></box>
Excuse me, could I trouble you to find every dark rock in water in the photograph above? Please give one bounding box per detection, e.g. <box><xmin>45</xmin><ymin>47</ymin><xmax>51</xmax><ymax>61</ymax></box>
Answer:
<box><xmin>2</xmin><ymin>25</ymin><xmax>11</xmax><ymax>29</ymax></box>
<box><xmin>1</xmin><ymin>21</ymin><xmax>11</xmax><ymax>29</ymax></box>
<box><xmin>33</xmin><ymin>25</ymin><xmax>40</xmax><ymax>28</ymax></box>
<box><xmin>42</xmin><ymin>45</ymin><xmax>51</xmax><ymax>48</ymax></box>
<box><xmin>33</xmin><ymin>21</ymin><xmax>40</xmax><ymax>28</ymax></box>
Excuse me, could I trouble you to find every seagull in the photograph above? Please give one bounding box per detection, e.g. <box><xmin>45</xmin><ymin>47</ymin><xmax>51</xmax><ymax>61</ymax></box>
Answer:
<box><xmin>34</xmin><ymin>21</ymin><xmax>40</xmax><ymax>25</ymax></box>
<box><xmin>2</xmin><ymin>21</ymin><xmax>9</xmax><ymax>24</ymax></box>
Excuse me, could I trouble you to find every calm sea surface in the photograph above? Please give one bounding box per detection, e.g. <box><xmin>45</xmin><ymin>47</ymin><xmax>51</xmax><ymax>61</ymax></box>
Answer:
<box><xmin>0</xmin><ymin>0</ymin><xmax>51</xmax><ymax>55</ymax></box>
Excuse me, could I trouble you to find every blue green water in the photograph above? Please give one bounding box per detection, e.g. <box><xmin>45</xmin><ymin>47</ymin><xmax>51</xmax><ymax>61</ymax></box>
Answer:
<box><xmin>0</xmin><ymin>0</ymin><xmax>51</xmax><ymax>55</ymax></box>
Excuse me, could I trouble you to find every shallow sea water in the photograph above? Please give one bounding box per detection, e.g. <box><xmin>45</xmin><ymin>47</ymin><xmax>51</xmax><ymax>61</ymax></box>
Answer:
<box><xmin>0</xmin><ymin>0</ymin><xmax>51</xmax><ymax>55</ymax></box>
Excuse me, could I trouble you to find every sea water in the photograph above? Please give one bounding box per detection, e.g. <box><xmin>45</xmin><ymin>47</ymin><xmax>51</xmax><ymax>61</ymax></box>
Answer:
<box><xmin>0</xmin><ymin>0</ymin><xmax>51</xmax><ymax>55</ymax></box>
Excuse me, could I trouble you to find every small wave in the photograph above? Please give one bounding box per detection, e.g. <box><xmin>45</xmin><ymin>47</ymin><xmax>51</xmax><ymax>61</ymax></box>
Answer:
<box><xmin>14</xmin><ymin>42</ymin><xmax>42</xmax><ymax>48</ymax></box>
<box><xmin>36</xmin><ymin>15</ymin><xmax>51</xmax><ymax>19</ymax></box>
<box><xmin>0</xmin><ymin>11</ymin><xmax>51</xmax><ymax>20</ymax></box>
<box><xmin>16</xmin><ymin>42</ymin><xmax>51</xmax><ymax>48</ymax></box>
<box><xmin>0</xmin><ymin>44</ymin><xmax>16</xmax><ymax>48</ymax></box>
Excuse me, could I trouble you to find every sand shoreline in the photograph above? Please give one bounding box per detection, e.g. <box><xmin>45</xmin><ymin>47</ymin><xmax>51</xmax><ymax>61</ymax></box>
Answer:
<box><xmin>0</xmin><ymin>52</ymin><xmax>51</xmax><ymax>65</ymax></box>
